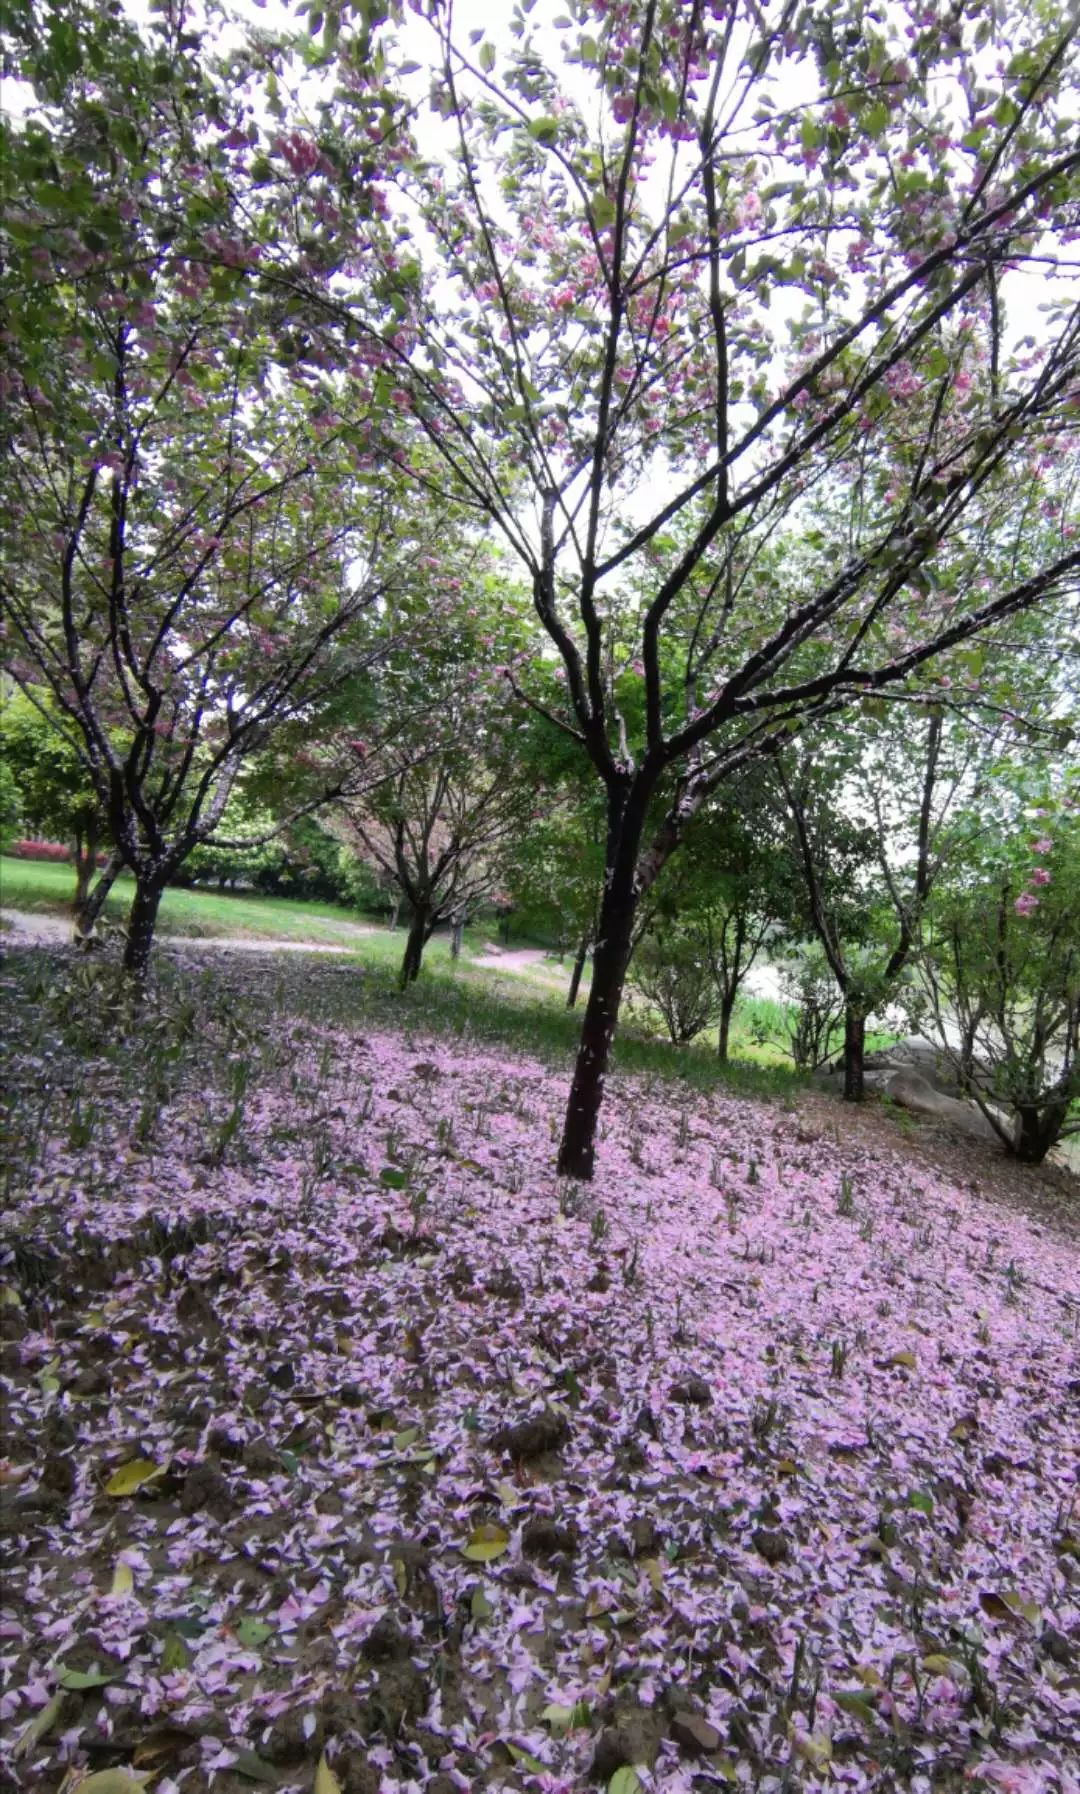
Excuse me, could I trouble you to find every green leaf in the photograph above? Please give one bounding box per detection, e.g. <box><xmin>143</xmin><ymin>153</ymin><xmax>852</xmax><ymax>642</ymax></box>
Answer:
<box><xmin>470</xmin><ymin>1585</ymin><xmax>493</xmax><ymax>1620</ymax></box>
<box><xmin>461</xmin><ymin>1523</ymin><xmax>509</xmax><ymax>1562</ymax></box>
<box><xmin>314</xmin><ymin>1755</ymin><xmax>343</xmax><ymax>1794</ymax></box>
<box><xmin>528</xmin><ymin>117</ymin><xmax>559</xmax><ymax>146</ymax></box>
<box><xmin>12</xmin><ymin>1691</ymin><xmax>62</xmax><ymax>1759</ymax></box>
<box><xmin>479</xmin><ymin>40</ymin><xmax>495</xmax><ymax>72</ymax></box>
<box><xmin>507</xmin><ymin>1742</ymin><xmax>547</xmax><ymax>1773</ymax></box>
<box><xmin>379</xmin><ymin>1166</ymin><xmax>407</xmax><ymax>1188</ymax></box>
<box><xmin>907</xmin><ymin>1488</ymin><xmax>934</xmax><ymax>1514</ymax></box>
<box><xmin>105</xmin><ymin>1458</ymin><xmax>166</xmax><ymax>1497</ymax></box>
<box><xmin>160</xmin><ymin>1633</ymin><xmax>191</xmax><ymax>1672</ymax></box>
<box><xmin>234</xmin><ymin>1617</ymin><xmax>274</xmax><ymax>1649</ymax></box>
<box><xmin>58</xmin><ymin>1663</ymin><xmax>116</xmax><ymax>1690</ymax></box>
<box><xmin>231</xmin><ymin>1749</ymin><xmax>280</xmax><ymax>1784</ymax></box>
<box><xmin>834</xmin><ymin>1690</ymin><xmax>878</xmax><ymax>1727</ymax></box>
<box><xmin>393</xmin><ymin>1426</ymin><xmax>420</xmax><ymax>1450</ymax></box>
<box><xmin>609</xmin><ymin>1771</ymin><xmax>643</xmax><ymax>1794</ymax></box>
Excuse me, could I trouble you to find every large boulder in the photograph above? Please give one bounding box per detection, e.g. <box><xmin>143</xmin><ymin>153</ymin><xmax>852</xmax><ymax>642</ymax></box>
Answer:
<box><xmin>883</xmin><ymin>1068</ymin><xmax>1005</xmax><ymax>1145</ymax></box>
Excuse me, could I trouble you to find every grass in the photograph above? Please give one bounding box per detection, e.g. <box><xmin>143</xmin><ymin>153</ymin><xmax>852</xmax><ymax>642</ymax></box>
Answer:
<box><xmin>1</xmin><ymin>854</ymin><xmax>886</xmax><ymax>1092</ymax></box>
<box><xmin>1</xmin><ymin>856</ymin><xmax>383</xmax><ymax>944</ymax></box>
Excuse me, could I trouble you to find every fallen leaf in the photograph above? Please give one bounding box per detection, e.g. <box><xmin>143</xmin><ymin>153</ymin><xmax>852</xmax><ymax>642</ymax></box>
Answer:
<box><xmin>231</xmin><ymin>1748</ymin><xmax>280</xmax><ymax>1784</ymax></box>
<box><xmin>12</xmin><ymin>1692</ymin><xmax>62</xmax><ymax>1760</ymax></box>
<box><xmin>65</xmin><ymin>1772</ymin><xmax>154</xmax><ymax>1793</ymax></box>
<box><xmin>314</xmin><ymin>1754</ymin><xmax>343</xmax><ymax>1794</ymax></box>
<box><xmin>462</xmin><ymin>1523</ymin><xmax>509</xmax><ymax>1562</ymax></box>
<box><xmin>58</xmin><ymin>1663</ymin><xmax>116</xmax><ymax>1690</ymax></box>
<box><xmin>104</xmin><ymin>1459</ymin><xmax>165</xmax><ymax>1498</ymax></box>
<box><xmin>110</xmin><ymin>1561</ymin><xmax>134</xmax><ymax>1596</ymax></box>
<box><xmin>608</xmin><ymin>1770</ymin><xmax>643</xmax><ymax>1794</ymax></box>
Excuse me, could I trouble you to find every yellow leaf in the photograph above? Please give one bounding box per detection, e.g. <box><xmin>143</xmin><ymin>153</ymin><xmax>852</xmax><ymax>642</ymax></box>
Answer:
<box><xmin>921</xmin><ymin>1654</ymin><xmax>958</xmax><ymax>1677</ymax></box>
<box><xmin>392</xmin><ymin>1556</ymin><xmax>408</xmax><ymax>1596</ymax></box>
<box><xmin>642</xmin><ymin>1557</ymin><xmax>664</xmax><ymax>1593</ymax></box>
<box><xmin>791</xmin><ymin>1729</ymin><xmax>832</xmax><ymax>1768</ymax></box>
<box><xmin>889</xmin><ymin>1351</ymin><xmax>917</xmax><ymax>1370</ymax></box>
<box><xmin>314</xmin><ymin>1754</ymin><xmax>343</xmax><ymax>1794</ymax></box>
<box><xmin>461</xmin><ymin>1523</ymin><xmax>509</xmax><ymax>1563</ymax></box>
<box><xmin>495</xmin><ymin>1480</ymin><xmax>518</xmax><ymax>1507</ymax></box>
<box><xmin>105</xmin><ymin>1459</ymin><xmax>165</xmax><ymax>1498</ymax></box>
<box><xmin>111</xmin><ymin>1561</ymin><xmax>135</xmax><ymax>1597</ymax></box>
<box><xmin>64</xmin><ymin>1771</ymin><xmax>154</xmax><ymax>1793</ymax></box>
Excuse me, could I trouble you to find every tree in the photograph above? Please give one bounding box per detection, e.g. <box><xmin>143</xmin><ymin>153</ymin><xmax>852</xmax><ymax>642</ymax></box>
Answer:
<box><xmin>0</xmin><ymin>2</ymin><xmax>460</xmax><ymax>981</ymax></box>
<box><xmin>645</xmin><ymin>778</ymin><xmax>797</xmax><ymax>1060</ymax></box>
<box><xmin>921</xmin><ymin>821</ymin><xmax>1080</xmax><ymax>1163</ymax></box>
<box><xmin>289</xmin><ymin>0</ymin><xmax>1080</xmax><ymax>1174</ymax></box>
<box><xmin>339</xmin><ymin>728</ymin><xmax>532</xmax><ymax>988</ymax></box>
<box><xmin>0</xmin><ymin>688</ymin><xmax>116</xmax><ymax>935</ymax></box>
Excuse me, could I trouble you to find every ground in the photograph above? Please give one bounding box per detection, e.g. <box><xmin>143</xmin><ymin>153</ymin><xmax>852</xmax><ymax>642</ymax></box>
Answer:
<box><xmin>1</xmin><ymin>950</ymin><xmax>1077</xmax><ymax>1794</ymax></box>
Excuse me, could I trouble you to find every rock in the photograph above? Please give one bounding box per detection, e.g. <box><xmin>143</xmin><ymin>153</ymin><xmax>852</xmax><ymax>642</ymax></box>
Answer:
<box><xmin>587</xmin><ymin>1267</ymin><xmax>611</xmax><ymax>1293</ymax></box>
<box><xmin>629</xmin><ymin>1516</ymin><xmax>659</xmax><ymax>1558</ymax></box>
<box><xmin>337</xmin><ymin>1752</ymin><xmax>381</xmax><ymax>1794</ymax></box>
<box><xmin>207</xmin><ymin>1426</ymin><xmax>244</xmax><ymax>1459</ymax></box>
<box><xmin>361</xmin><ymin>1614</ymin><xmax>410</xmax><ymax>1663</ymax></box>
<box><xmin>883</xmin><ymin>1069</ymin><xmax>1003</xmax><ymax>1144</ymax></box>
<box><xmin>591</xmin><ymin>1702</ymin><xmax>665</xmax><ymax>1781</ymax></box>
<box><xmin>363</xmin><ymin>1658</ymin><xmax>428</xmax><ymax>1731</ymax></box>
<box><xmin>40</xmin><ymin>1453</ymin><xmax>75</xmax><ymax>1497</ymax></box>
<box><xmin>522</xmin><ymin>1517</ymin><xmax>578</xmax><ymax>1558</ymax></box>
<box><xmin>485</xmin><ymin>1266</ymin><xmax>523</xmax><ymax>1303</ymax></box>
<box><xmin>670</xmin><ymin>1709</ymin><xmax>721</xmax><ymax>1756</ymax></box>
<box><xmin>752</xmin><ymin>1527</ymin><xmax>790</xmax><ymax>1565</ymax></box>
<box><xmin>490</xmin><ymin>1410</ymin><xmax>569</xmax><ymax>1461</ymax></box>
<box><xmin>671</xmin><ymin>1376</ymin><xmax>711</xmax><ymax>1407</ymax></box>
<box><xmin>1041</xmin><ymin>1626</ymin><xmax>1074</xmax><ymax>1667</ymax></box>
<box><xmin>179</xmin><ymin>1460</ymin><xmax>234</xmax><ymax>1519</ymax></box>
<box><xmin>243</xmin><ymin>1437</ymin><xmax>281</xmax><ymax>1475</ymax></box>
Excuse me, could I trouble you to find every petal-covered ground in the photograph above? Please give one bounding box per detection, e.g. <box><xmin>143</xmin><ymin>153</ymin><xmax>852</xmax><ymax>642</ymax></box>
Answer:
<box><xmin>1</xmin><ymin>956</ymin><xmax>1078</xmax><ymax>1794</ymax></box>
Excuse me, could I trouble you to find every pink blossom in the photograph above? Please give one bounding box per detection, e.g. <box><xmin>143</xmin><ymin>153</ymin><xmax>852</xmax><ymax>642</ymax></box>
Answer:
<box><xmin>1014</xmin><ymin>891</ymin><xmax>1040</xmax><ymax>916</ymax></box>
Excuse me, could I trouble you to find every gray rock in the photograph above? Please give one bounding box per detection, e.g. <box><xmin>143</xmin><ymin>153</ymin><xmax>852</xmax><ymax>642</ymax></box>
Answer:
<box><xmin>884</xmin><ymin>1069</ymin><xmax>1004</xmax><ymax>1144</ymax></box>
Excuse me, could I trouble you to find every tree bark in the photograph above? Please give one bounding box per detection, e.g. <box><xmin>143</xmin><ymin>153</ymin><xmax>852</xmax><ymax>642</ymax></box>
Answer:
<box><xmin>566</xmin><ymin>932</ymin><xmax>590</xmax><ymax>1009</ymax></box>
<box><xmin>1012</xmin><ymin>1101</ymin><xmax>1066</xmax><ymax>1165</ymax></box>
<box><xmin>843</xmin><ymin>1004</ymin><xmax>866</xmax><ymax>1102</ymax></box>
<box><xmin>557</xmin><ymin>876</ymin><xmax>636</xmax><ymax>1179</ymax></box>
<box><xmin>450</xmin><ymin>914</ymin><xmax>464</xmax><ymax>960</ymax></box>
<box><xmin>400</xmin><ymin>904</ymin><xmax>430</xmax><ymax>988</ymax></box>
<box><xmin>72</xmin><ymin>822</ymin><xmax>98</xmax><ymax>927</ymax></box>
<box><xmin>123</xmin><ymin>876</ymin><xmax>165</xmax><ymax>984</ymax></box>
<box><xmin>717</xmin><ymin>992</ymin><xmax>736</xmax><ymax>1062</ymax></box>
<box><xmin>76</xmin><ymin>852</ymin><xmax>121</xmax><ymax>942</ymax></box>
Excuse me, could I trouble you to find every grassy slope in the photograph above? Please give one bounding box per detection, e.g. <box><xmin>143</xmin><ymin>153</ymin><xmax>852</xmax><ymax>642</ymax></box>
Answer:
<box><xmin>0</xmin><ymin>855</ymin><xmax>892</xmax><ymax>1077</ymax></box>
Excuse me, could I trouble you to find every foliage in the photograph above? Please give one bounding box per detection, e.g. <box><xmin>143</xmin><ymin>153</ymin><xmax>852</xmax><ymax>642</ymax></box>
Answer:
<box><xmin>629</xmin><ymin>924</ymin><xmax>722</xmax><ymax>1045</ymax></box>
<box><xmin>921</xmin><ymin>817</ymin><xmax>1080</xmax><ymax>1163</ymax></box>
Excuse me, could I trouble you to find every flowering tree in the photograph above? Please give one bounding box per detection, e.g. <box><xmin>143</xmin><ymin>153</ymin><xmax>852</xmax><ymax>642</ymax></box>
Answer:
<box><xmin>0</xmin><ymin>2</ymin><xmax>463</xmax><ymax>980</ymax></box>
<box><xmin>921</xmin><ymin>820</ymin><xmax>1080</xmax><ymax>1163</ymax></box>
<box><xmin>0</xmin><ymin>689</ymin><xmax>116</xmax><ymax>935</ymax></box>
<box><xmin>288</xmin><ymin>0</ymin><xmax>1080</xmax><ymax>1174</ymax></box>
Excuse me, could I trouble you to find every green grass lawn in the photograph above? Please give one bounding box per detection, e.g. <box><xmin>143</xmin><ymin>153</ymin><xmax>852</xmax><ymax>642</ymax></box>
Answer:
<box><xmin>0</xmin><ymin>856</ymin><xmax>385</xmax><ymax>944</ymax></box>
<box><xmin>0</xmin><ymin>855</ymin><xmax>890</xmax><ymax>1084</ymax></box>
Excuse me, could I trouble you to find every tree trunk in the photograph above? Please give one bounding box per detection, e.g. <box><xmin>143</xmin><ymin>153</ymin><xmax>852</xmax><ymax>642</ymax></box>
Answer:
<box><xmin>566</xmin><ymin>932</ymin><xmax>590</xmax><ymax>1009</ymax></box>
<box><xmin>450</xmin><ymin>914</ymin><xmax>464</xmax><ymax>960</ymax></box>
<box><xmin>843</xmin><ymin>1004</ymin><xmax>866</xmax><ymax>1102</ymax></box>
<box><xmin>1011</xmin><ymin>1101</ymin><xmax>1066</xmax><ymax>1165</ymax></box>
<box><xmin>76</xmin><ymin>852</ymin><xmax>121</xmax><ymax>942</ymax></box>
<box><xmin>389</xmin><ymin>896</ymin><xmax>401</xmax><ymax>929</ymax></box>
<box><xmin>717</xmin><ymin>991</ymin><xmax>736</xmax><ymax>1062</ymax></box>
<box><xmin>400</xmin><ymin>905</ymin><xmax>430</xmax><ymax>988</ymax></box>
<box><xmin>557</xmin><ymin>877</ymin><xmax>637</xmax><ymax>1179</ymax></box>
<box><xmin>123</xmin><ymin>876</ymin><xmax>164</xmax><ymax>984</ymax></box>
<box><xmin>72</xmin><ymin>823</ymin><xmax>97</xmax><ymax>927</ymax></box>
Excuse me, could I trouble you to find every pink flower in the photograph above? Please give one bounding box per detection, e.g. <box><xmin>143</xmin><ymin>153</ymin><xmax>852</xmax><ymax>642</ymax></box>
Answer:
<box><xmin>1028</xmin><ymin>867</ymin><xmax>1051</xmax><ymax>886</ymax></box>
<box><xmin>1029</xmin><ymin>837</ymin><xmax>1052</xmax><ymax>854</ymax></box>
<box><xmin>1014</xmin><ymin>892</ymin><xmax>1040</xmax><ymax>917</ymax></box>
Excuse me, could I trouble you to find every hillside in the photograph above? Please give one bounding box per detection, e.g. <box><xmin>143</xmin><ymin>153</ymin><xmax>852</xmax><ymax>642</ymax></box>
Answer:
<box><xmin>1</xmin><ymin>953</ymin><xmax>1077</xmax><ymax>1794</ymax></box>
